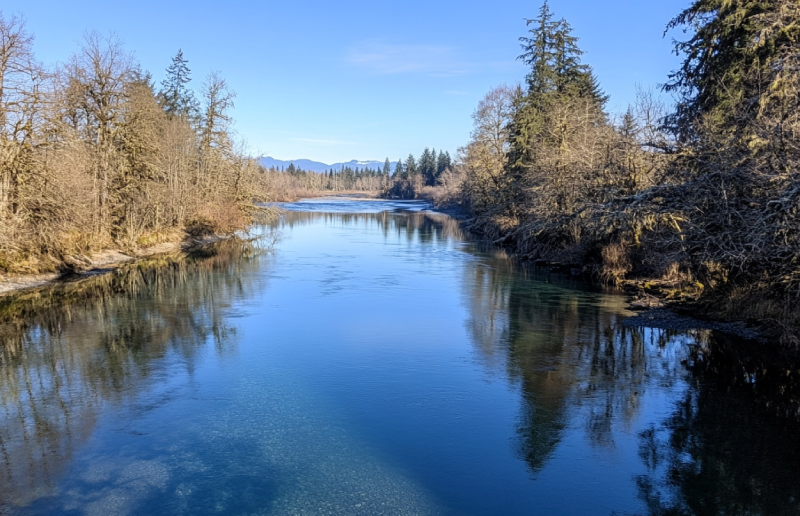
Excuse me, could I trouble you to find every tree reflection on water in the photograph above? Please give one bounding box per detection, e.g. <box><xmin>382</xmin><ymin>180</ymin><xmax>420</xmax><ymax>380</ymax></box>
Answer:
<box><xmin>462</xmin><ymin>245</ymin><xmax>800</xmax><ymax>513</ymax></box>
<box><xmin>280</xmin><ymin>210</ymin><xmax>800</xmax><ymax>514</ymax></box>
<box><xmin>1</xmin><ymin>210</ymin><xmax>799</xmax><ymax>514</ymax></box>
<box><xmin>635</xmin><ymin>333</ymin><xmax>800</xmax><ymax>515</ymax></box>
<box><xmin>635</xmin><ymin>385</ymin><xmax>800</xmax><ymax>515</ymax></box>
<box><xmin>0</xmin><ymin>239</ymin><xmax>267</xmax><ymax>506</ymax></box>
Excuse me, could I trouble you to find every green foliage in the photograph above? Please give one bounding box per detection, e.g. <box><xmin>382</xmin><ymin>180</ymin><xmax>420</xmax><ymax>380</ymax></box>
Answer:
<box><xmin>437</xmin><ymin>151</ymin><xmax>451</xmax><ymax>175</ymax></box>
<box><xmin>665</xmin><ymin>0</ymin><xmax>800</xmax><ymax>145</ymax></box>
<box><xmin>158</xmin><ymin>49</ymin><xmax>200</xmax><ymax>123</ymax></box>
<box><xmin>518</xmin><ymin>1</ymin><xmax>607</xmax><ymax>106</ymax></box>
<box><xmin>405</xmin><ymin>154</ymin><xmax>418</xmax><ymax>177</ymax></box>
<box><xmin>395</xmin><ymin>158</ymin><xmax>405</xmax><ymax>179</ymax></box>
<box><xmin>383</xmin><ymin>146</ymin><xmax>452</xmax><ymax>198</ymax></box>
<box><xmin>619</xmin><ymin>107</ymin><xmax>638</xmax><ymax>140</ymax></box>
<box><xmin>419</xmin><ymin>147</ymin><xmax>437</xmax><ymax>185</ymax></box>
<box><xmin>518</xmin><ymin>1</ymin><xmax>560</xmax><ymax>97</ymax></box>
<box><xmin>491</xmin><ymin>2</ymin><xmax>613</xmax><ymax>220</ymax></box>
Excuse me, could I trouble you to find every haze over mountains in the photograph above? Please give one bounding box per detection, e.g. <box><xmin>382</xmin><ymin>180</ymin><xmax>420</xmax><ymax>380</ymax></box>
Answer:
<box><xmin>260</xmin><ymin>157</ymin><xmax>398</xmax><ymax>173</ymax></box>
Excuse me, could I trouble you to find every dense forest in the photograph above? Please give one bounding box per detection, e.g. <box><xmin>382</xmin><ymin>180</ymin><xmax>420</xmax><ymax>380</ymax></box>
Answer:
<box><xmin>0</xmin><ymin>16</ymin><xmax>273</xmax><ymax>274</ymax></box>
<box><xmin>439</xmin><ymin>0</ymin><xmax>800</xmax><ymax>334</ymax></box>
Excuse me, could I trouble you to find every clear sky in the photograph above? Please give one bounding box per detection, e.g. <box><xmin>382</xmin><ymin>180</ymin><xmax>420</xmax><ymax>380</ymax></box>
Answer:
<box><xmin>6</xmin><ymin>0</ymin><xmax>688</xmax><ymax>163</ymax></box>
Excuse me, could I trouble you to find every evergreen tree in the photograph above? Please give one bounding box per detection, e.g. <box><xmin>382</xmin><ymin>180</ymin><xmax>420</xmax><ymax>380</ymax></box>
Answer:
<box><xmin>619</xmin><ymin>107</ymin><xmax>638</xmax><ymax>140</ymax></box>
<box><xmin>550</xmin><ymin>17</ymin><xmax>583</xmax><ymax>94</ymax></box>
<box><xmin>518</xmin><ymin>1</ymin><xmax>559</xmax><ymax>97</ymax></box>
<box><xmin>405</xmin><ymin>154</ymin><xmax>418</xmax><ymax>177</ymax></box>
<box><xmin>419</xmin><ymin>147</ymin><xmax>437</xmax><ymax>185</ymax></box>
<box><xmin>383</xmin><ymin>158</ymin><xmax>391</xmax><ymax>177</ymax></box>
<box><xmin>437</xmin><ymin>150</ymin><xmax>451</xmax><ymax>175</ymax></box>
<box><xmin>575</xmin><ymin>66</ymin><xmax>608</xmax><ymax>107</ymax></box>
<box><xmin>395</xmin><ymin>158</ymin><xmax>406</xmax><ymax>179</ymax></box>
<box><xmin>159</xmin><ymin>49</ymin><xmax>199</xmax><ymax>121</ymax></box>
<box><xmin>517</xmin><ymin>2</ymin><xmax>606</xmax><ymax>106</ymax></box>
<box><xmin>664</xmin><ymin>0</ymin><xmax>799</xmax><ymax>142</ymax></box>
<box><xmin>503</xmin><ymin>2</ymin><xmax>610</xmax><ymax>215</ymax></box>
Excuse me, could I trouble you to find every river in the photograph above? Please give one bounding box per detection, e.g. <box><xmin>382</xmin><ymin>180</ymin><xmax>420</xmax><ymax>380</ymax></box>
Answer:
<box><xmin>0</xmin><ymin>199</ymin><xmax>798</xmax><ymax>515</ymax></box>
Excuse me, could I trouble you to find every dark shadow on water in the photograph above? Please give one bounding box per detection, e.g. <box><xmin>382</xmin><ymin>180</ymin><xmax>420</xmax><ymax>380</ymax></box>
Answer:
<box><xmin>632</xmin><ymin>332</ymin><xmax>800</xmax><ymax>515</ymax></box>
<box><xmin>635</xmin><ymin>384</ymin><xmax>800</xmax><ymax>515</ymax></box>
<box><xmin>462</xmin><ymin>246</ymin><xmax>800</xmax><ymax>513</ymax></box>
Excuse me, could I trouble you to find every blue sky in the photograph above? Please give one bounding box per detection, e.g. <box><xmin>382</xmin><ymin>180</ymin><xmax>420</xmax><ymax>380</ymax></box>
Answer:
<box><xmin>8</xmin><ymin>0</ymin><xmax>688</xmax><ymax>163</ymax></box>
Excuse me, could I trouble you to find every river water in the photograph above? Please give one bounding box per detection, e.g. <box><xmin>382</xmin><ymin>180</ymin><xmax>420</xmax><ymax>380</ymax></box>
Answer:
<box><xmin>0</xmin><ymin>199</ymin><xmax>799</xmax><ymax>515</ymax></box>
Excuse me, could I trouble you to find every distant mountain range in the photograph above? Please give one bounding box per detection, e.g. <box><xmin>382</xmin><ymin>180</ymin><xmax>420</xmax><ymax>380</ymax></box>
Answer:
<box><xmin>259</xmin><ymin>157</ymin><xmax>397</xmax><ymax>173</ymax></box>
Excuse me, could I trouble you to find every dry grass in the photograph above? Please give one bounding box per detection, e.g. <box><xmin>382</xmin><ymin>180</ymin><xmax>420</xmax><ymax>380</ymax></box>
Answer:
<box><xmin>600</xmin><ymin>240</ymin><xmax>631</xmax><ymax>285</ymax></box>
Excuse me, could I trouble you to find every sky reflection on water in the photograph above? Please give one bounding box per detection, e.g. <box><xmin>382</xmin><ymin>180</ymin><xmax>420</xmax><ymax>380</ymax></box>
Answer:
<box><xmin>0</xmin><ymin>200</ymin><xmax>799</xmax><ymax>515</ymax></box>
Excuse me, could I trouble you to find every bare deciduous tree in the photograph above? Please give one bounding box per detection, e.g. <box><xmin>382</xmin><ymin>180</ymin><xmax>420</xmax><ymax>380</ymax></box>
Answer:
<box><xmin>0</xmin><ymin>23</ymin><xmax>278</xmax><ymax>274</ymax></box>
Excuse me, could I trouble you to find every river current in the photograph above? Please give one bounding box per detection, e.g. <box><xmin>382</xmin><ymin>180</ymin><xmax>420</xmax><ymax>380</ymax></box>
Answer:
<box><xmin>0</xmin><ymin>199</ymin><xmax>798</xmax><ymax>515</ymax></box>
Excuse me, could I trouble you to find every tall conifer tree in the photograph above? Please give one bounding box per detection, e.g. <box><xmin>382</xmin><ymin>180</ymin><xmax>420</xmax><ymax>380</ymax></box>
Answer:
<box><xmin>406</xmin><ymin>154</ymin><xmax>418</xmax><ymax>177</ymax></box>
<box><xmin>437</xmin><ymin>150</ymin><xmax>451</xmax><ymax>175</ymax></box>
<box><xmin>664</xmin><ymin>0</ymin><xmax>799</xmax><ymax>142</ymax></box>
<box><xmin>395</xmin><ymin>158</ymin><xmax>405</xmax><ymax>179</ymax></box>
<box><xmin>159</xmin><ymin>49</ymin><xmax>199</xmax><ymax>121</ymax></box>
<box><xmin>503</xmin><ymin>1</ymin><xmax>609</xmax><ymax>213</ymax></box>
<box><xmin>517</xmin><ymin>2</ymin><xmax>606</xmax><ymax>106</ymax></box>
<box><xmin>419</xmin><ymin>147</ymin><xmax>436</xmax><ymax>185</ymax></box>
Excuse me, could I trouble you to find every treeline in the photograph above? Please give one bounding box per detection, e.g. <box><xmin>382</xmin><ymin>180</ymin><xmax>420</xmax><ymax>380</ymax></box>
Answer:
<box><xmin>264</xmin><ymin>161</ymin><xmax>393</xmax><ymax>193</ymax></box>
<box><xmin>385</xmin><ymin>148</ymin><xmax>452</xmax><ymax>198</ymax></box>
<box><xmin>0</xmin><ymin>15</ymin><xmax>272</xmax><ymax>274</ymax></box>
<box><xmin>267</xmin><ymin>148</ymin><xmax>455</xmax><ymax>199</ymax></box>
<box><xmin>455</xmin><ymin>0</ymin><xmax>800</xmax><ymax>330</ymax></box>
<box><xmin>393</xmin><ymin>148</ymin><xmax>452</xmax><ymax>184</ymax></box>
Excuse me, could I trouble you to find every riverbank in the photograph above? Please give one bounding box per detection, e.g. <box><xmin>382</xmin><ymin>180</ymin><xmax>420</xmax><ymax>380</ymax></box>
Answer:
<box><xmin>623</xmin><ymin>306</ymin><xmax>764</xmax><ymax>341</ymax></box>
<box><xmin>0</xmin><ymin>234</ymin><xmax>232</xmax><ymax>297</ymax></box>
<box><xmin>418</xmin><ymin>194</ymin><xmax>791</xmax><ymax>344</ymax></box>
<box><xmin>511</xmin><ymin>249</ymin><xmax>789</xmax><ymax>343</ymax></box>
